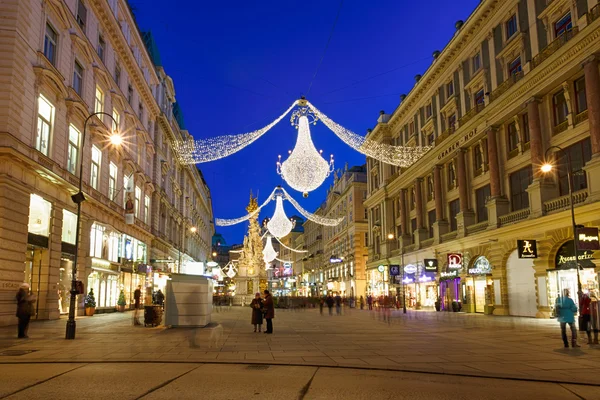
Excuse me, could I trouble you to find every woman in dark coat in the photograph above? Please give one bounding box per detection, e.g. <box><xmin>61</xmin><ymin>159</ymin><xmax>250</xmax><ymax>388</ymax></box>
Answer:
<box><xmin>263</xmin><ymin>290</ymin><xmax>274</xmax><ymax>334</ymax></box>
<box><xmin>16</xmin><ymin>283</ymin><xmax>33</xmax><ymax>339</ymax></box>
<box><xmin>250</xmin><ymin>292</ymin><xmax>264</xmax><ymax>332</ymax></box>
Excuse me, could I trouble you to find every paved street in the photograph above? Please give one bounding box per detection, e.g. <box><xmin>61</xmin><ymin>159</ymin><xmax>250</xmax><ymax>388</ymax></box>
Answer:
<box><xmin>1</xmin><ymin>306</ymin><xmax>600</xmax><ymax>398</ymax></box>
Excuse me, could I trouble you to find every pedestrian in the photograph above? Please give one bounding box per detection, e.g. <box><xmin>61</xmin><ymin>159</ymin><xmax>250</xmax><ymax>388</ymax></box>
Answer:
<box><xmin>263</xmin><ymin>290</ymin><xmax>274</xmax><ymax>334</ymax></box>
<box><xmin>359</xmin><ymin>295</ymin><xmax>365</xmax><ymax>310</ymax></box>
<box><xmin>250</xmin><ymin>292</ymin><xmax>264</xmax><ymax>333</ymax></box>
<box><xmin>335</xmin><ymin>293</ymin><xmax>342</xmax><ymax>315</ymax></box>
<box><xmin>326</xmin><ymin>294</ymin><xmax>334</xmax><ymax>316</ymax></box>
<box><xmin>579</xmin><ymin>290</ymin><xmax>592</xmax><ymax>344</ymax></box>
<box><xmin>319</xmin><ymin>297</ymin><xmax>324</xmax><ymax>315</ymax></box>
<box><xmin>555</xmin><ymin>288</ymin><xmax>579</xmax><ymax>348</ymax></box>
<box><xmin>155</xmin><ymin>289</ymin><xmax>165</xmax><ymax>307</ymax></box>
<box><xmin>133</xmin><ymin>285</ymin><xmax>142</xmax><ymax>326</ymax></box>
<box><xmin>15</xmin><ymin>283</ymin><xmax>35</xmax><ymax>339</ymax></box>
<box><xmin>590</xmin><ymin>290</ymin><xmax>600</xmax><ymax>344</ymax></box>
<box><xmin>367</xmin><ymin>295</ymin><xmax>373</xmax><ymax>310</ymax></box>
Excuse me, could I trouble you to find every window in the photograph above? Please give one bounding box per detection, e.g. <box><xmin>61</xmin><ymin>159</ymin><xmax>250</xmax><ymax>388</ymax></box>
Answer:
<box><xmin>509</xmin><ymin>166</ymin><xmax>533</xmax><ymax>211</ymax></box>
<box><xmin>349</xmin><ymin>211</ymin><xmax>353</xmax><ymax>222</ymax></box>
<box><xmin>36</xmin><ymin>95</ymin><xmax>53</xmax><ymax>156</ymax></box>
<box><xmin>95</xmin><ymin>86</ymin><xmax>104</xmax><ymax>114</ymax></box>
<box><xmin>425</xmin><ymin>103</ymin><xmax>433</xmax><ymax>119</ymax></box>
<box><xmin>89</xmin><ymin>223</ymin><xmax>104</xmax><ymax>258</ymax></box>
<box><xmin>134</xmin><ymin>186</ymin><xmax>141</xmax><ymax>218</ymax></box>
<box><xmin>97</xmin><ymin>34</ymin><xmax>105</xmax><ymax>62</ymax></box>
<box><xmin>144</xmin><ymin>195</ymin><xmax>150</xmax><ymax>224</ymax></box>
<box><xmin>472</xmin><ymin>52</ymin><xmax>481</xmax><ymax>72</ymax></box>
<box><xmin>73</xmin><ymin>61</ymin><xmax>83</xmax><ymax>96</ymax></box>
<box><xmin>508</xmin><ymin>56</ymin><xmax>522</xmax><ymax>77</ymax></box>
<box><xmin>428</xmin><ymin>209</ymin><xmax>436</xmax><ymax>238</ymax></box>
<box><xmin>410</xmin><ymin>189</ymin><xmax>415</xmax><ymax>210</ymax></box>
<box><xmin>506</xmin><ymin>14</ymin><xmax>518</xmax><ymax>39</ymax></box>
<box><xmin>114</xmin><ymin>61</ymin><xmax>121</xmax><ymax>86</ymax></box>
<box><xmin>447</xmin><ymin>81</ymin><xmax>454</xmax><ymax>98</ymax></box>
<box><xmin>428</xmin><ymin>132</ymin><xmax>435</xmax><ymax>146</ymax></box>
<box><xmin>557</xmin><ymin>138</ymin><xmax>592</xmax><ymax>196</ymax></box>
<box><xmin>138</xmin><ymin>102</ymin><xmax>144</xmax><ymax>121</ymax></box>
<box><xmin>112</xmin><ymin>108</ymin><xmax>120</xmax><ymax>132</ymax></box>
<box><xmin>521</xmin><ymin>114</ymin><xmax>530</xmax><ymax>144</ymax></box>
<box><xmin>475</xmin><ymin>89</ymin><xmax>485</xmax><ymax>106</ymax></box>
<box><xmin>67</xmin><ymin>125</ymin><xmax>80</xmax><ymax>174</ymax></box>
<box><xmin>448</xmin><ymin>199</ymin><xmax>460</xmax><ymax>231</ymax></box>
<box><xmin>409</xmin><ymin>121</ymin><xmax>415</xmax><ymax>137</ymax></box>
<box><xmin>76</xmin><ymin>0</ymin><xmax>87</xmax><ymax>30</ymax></box>
<box><xmin>44</xmin><ymin>23</ymin><xmax>57</xmax><ymax>65</ymax></box>
<box><xmin>90</xmin><ymin>145</ymin><xmax>101</xmax><ymax>189</ymax></box>
<box><xmin>448</xmin><ymin>163</ymin><xmax>456</xmax><ymax>189</ymax></box>
<box><xmin>448</xmin><ymin>113</ymin><xmax>456</xmax><ymax>131</ymax></box>
<box><xmin>574</xmin><ymin>77</ymin><xmax>587</xmax><ymax>114</ymax></box>
<box><xmin>473</xmin><ymin>145</ymin><xmax>483</xmax><ymax>173</ymax></box>
<box><xmin>475</xmin><ymin>185</ymin><xmax>491</xmax><ymax>222</ymax></box>
<box><xmin>364</xmin><ymin>232</ymin><xmax>368</xmax><ymax>247</ymax></box>
<box><xmin>427</xmin><ymin>175</ymin><xmax>434</xmax><ymax>201</ymax></box>
<box><xmin>123</xmin><ymin>175</ymin><xmax>130</xmax><ymax>207</ymax></box>
<box><xmin>411</xmin><ymin>218</ymin><xmax>417</xmax><ymax>234</ymax></box>
<box><xmin>553</xmin><ymin>90</ymin><xmax>569</xmax><ymax>126</ymax></box>
<box><xmin>554</xmin><ymin>12</ymin><xmax>572</xmax><ymax>38</ymax></box>
<box><xmin>109</xmin><ymin>162</ymin><xmax>117</xmax><ymax>200</ymax></box>
<box><xmin>128</xmin><ymin>84</ymin><xmax>133</xmax><ymax>104</ymax></box>
<box><xmin>507</xmin><ymin>122</ymin><xmax>519</xmax><ymax>153</ymax></box>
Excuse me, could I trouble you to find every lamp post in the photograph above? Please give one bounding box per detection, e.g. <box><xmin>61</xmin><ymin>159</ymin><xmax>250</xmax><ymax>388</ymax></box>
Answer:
<box><xmin>541</xmin><ymin>145</ymin><xmax>582</xmax><ymax>295</ymax></box>
<box><xmin>66</xmin><ymin>111</ymin><xmax>121</xmax><ymax>340</ymax></box>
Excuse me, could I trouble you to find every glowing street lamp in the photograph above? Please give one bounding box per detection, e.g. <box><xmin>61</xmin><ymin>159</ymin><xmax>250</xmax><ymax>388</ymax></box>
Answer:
<box><xmin>190</xmin><ymin>226</ymin><xmax>197</xmax><ymax>233</ymax></box>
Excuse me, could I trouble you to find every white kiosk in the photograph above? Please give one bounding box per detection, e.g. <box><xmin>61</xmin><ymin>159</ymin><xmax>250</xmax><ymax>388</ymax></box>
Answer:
<box><xmin>164</xmin><ymin>273</ymin><xmax>213</xmax><ymax>327</ymax></box>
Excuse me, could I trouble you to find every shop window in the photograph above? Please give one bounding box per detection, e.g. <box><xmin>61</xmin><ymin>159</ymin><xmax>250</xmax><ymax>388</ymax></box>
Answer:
<box><xmin>508</xmin><ymin>56</ymin><xmax>522</xmax><ymax>77</ymax></box>
<box><xmin>509</xmin><ymin>166</ymin><xmax>532</xmax><ymax>211</ymax></box>
<box><xmin>108</xmin><ymin>232</ymin><xmax>120</xmax><ymax>262</ymax></box>
<box><xmin>574</xmin><ymin>77</ymin><xmax>587</xmax><ymax>114</ymax></box>
<box><xmin>97</xmin><ymin>34</ymin><xmax>105</xmax><ymax>62</ymax></box>
<box><xmin>475</xmin><ymin>185</ymin><xmax>490</xmax><ymax>222</ymax></box>
<box><xmin>109</xmin><ymin>162</ymin><xmax>117</xmax><ymax>200</ymax></box>
<box><xmin>28</xmin><ymin>194</ymin><xmax>52</xmax><ymax>237</ymax></box>
<box><xmin>90</xmin><ymin>223</ymin><xmax>105</xmax><ymax>258</ymax></box>
<box><xmin>506</xmin><ymin>14</ymin><xmax>518</xmax><ymax>39</ymax></box>
<box><xmin>553</xmin><ymin>90</ymin><xmax>569</xmax><ymax>126</ymax></box>
<box><xmin>36</xmin><ymin>95</ymin><xmax>54</xmax><ymax>156</ymax></box>
<box><xmin>521</xmin><ymin>114</ymin><xmax>530</xmax><ymax>144</ymax></box>
<box><xmin>67</xmin><ymin>125</ymin><xmax>80</xmax><ymax>175</ymax></box>
<box><xmin>62</xmin><ymin>209</ymin><xmax>77</xmax><ymax>244</ymax></box>
<box><xmin>554</xmin><ymin>12</ymin><xmax>572</xmax><ymax>38</ymax></box>
<box><xmin>507</xmin><ymin>122</ymin><xmax>519</xmax><ymax>153</ymax></box>
<box><xmin>95</xmin><ymin>86</ymin><xmax>104</xmax><ymax>114</ymax></box>
<box><xmin>428</xmin><ymin>209</ymin><xmax>436</xmax><ymax>238</ymax></box>
<box><xmin>448</xmin><ymin>199</ymin><xmax>460</xmax><ymax>231</ymax></box>
<box><xmin>44</xmin><ymin>23</ymin><xmax>58</xmax><ymax>65</ymax></box>
<box><xmin>557</xmin><ymin>138</ymin><xmax>592</xmax><ymax>196</ymax></box>
<box><xmin>73</xmin><ymin>61</ymin><xmax>83</xmax><ymax>96</ymax></box>
<box><xmin>90</xmin><ymin>145</ymin><xmax>101</xmax><ymax>190</ymax></box>
<box><xmin>472</xmin><ymin>52</ymin><xmax>481</xmax><ymax>73</ymax></box>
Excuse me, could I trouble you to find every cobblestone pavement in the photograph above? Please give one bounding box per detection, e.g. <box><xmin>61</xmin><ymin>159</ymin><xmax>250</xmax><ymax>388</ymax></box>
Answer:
<box><xmin>1</xmin><ymin>307</ymin><xmax>600</xmax><ymax>386</ymax></box>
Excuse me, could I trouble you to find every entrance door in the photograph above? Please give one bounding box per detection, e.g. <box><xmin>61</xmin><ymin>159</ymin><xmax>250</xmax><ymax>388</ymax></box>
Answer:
<box><xmin>558</xmin><ymin>270</ymin><xmax>578</xmax><ymax>306</ymax></box>
<box><xmin>506</xmin><ymin>250</ymin><xmax>537</xmax><ymax>317</ymax></box>
<box><xmin>474</xmin><ymin>278</ymin><xmax>486</xmax><ymax>313</ymax></box>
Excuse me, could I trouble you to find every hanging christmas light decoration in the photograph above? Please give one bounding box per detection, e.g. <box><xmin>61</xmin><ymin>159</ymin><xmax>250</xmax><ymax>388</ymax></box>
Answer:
<box><xmin>273</xmin><ymin>235</ymin><xmax>307</xmax><ymax>253</ymax></box>
<box><xmin>215</xmin><ymin>188</ymin><xmax>277</xmax><ymax>226</ymax></box>
<box><xmin>175</xmin><ymin>102</ymin><xmax>298</xmax><ymax>164</ymax></box>
<box><xmin>223</xmin><ymin>261</ymin><xmax>238</xmax><ymax>279</ymax></box>
<box><xmin>266</xmin><ymin>194</ymin><xmax>294</xmax><ymax>238</ymax></box>
<box><xmin>280</xmin><ymin>187</ymin><xmax>344</xmax><ymax>226</ymax></box>
<box><xmin>262</xmin><ymin>235</ymin><xmax>278</xmax><ymax>263</ymax></box>
<box><xmin>277</xmin><ymin>107</ymin><xmax>334</xmax><ymax>197</ymax></box>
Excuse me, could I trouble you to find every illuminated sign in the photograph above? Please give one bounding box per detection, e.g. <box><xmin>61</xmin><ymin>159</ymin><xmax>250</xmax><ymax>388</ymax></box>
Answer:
<box><xmin>389</xmin><ymin>265</ymin><xmax>400</xmax><ymax>276</ymax></box>
<box><xmin>447</xmin><ymin>253</ymin><xmax>462</xmax><ymax>270</ymax></box>
<box><xmin>468</xmin><ymin>256</ymin><xmax>492</xmax><ymax>275</ymax></box>
<box><xmin>555</xmin><ymin>240</ymin><xmax>596</xmax><ymax>269</ymax></box>
<box><xmin>424</xmin><ymin>259</ymin><xmax>438</xmax><ymax>272</ymax></box>
<box><xmin>330</xmin><ymin>257</ymin><xmax>343</xmax><ymax>263</ymax></box>
<box><xmin>404</xmin><ymin>264</ymin><xmax>417</xmax><ymax>274</ymax></box>
<box><xmin>517</xmin><ymin>240</ymin><xmax>537</xmax><ymax>259</ymax></box>
<box><xmin>440</xmin><ymin>270</ymin><xmax>458</xmax><ymax>280</ymax></box>
<box><xmin>577</xmin><ymin>227</ymin><xmax>600</xmax><ymax>251</ymax></box>
<box><xmin>377</xmin><ymin>265</ymin><xmax>386</xmax><ymax>273</ymax></box>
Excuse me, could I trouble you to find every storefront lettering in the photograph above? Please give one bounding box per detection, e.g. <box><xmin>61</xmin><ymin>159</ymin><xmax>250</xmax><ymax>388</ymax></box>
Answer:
<box><xmin>558</xmin><ymin>253</ymin><xmax>593</xmax><ymax>264</ymax></box>
<box><xmin>447</xmin><ymin>253</ymin><xmax>462</xmax><ymax>270</ymax></box>
<box><xmin>437</xmin><ymin>129</ymin><xmax>476</xmax><ymax>160</ymax></box>
<box><xmin>578</xmin><ymin>234</ymin><xmax>598</xmax><ymax>243</ymax></box>
<box><xmin>517</xmin><ymin>239</ymin><xmax>538</xmax><ymax>259</ymax></box>
<box><xmin>577</xmin><ymin>227</ymin><xmax>600</xmax><ymax>250</ymax></box>
<box><xmin>441</xmin><ymin>271</ymin><xmax>457</xmax><ymax>279</ymax></box>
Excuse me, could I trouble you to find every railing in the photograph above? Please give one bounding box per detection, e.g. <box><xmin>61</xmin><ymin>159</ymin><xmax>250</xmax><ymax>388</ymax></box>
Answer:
<box><xmin>458</xmin><ymin>103</ymin><xmax>485</xmax><ymax>126</ymax></box>
<box><xmin>435</xmin><ymin>125</ymin><xmax>456</xmax><ymax>146</ymax></box>
<box><xmin>421</xmin><ymin>237</ymin><xmax>434</xmax><ymax>248</ymax></box>
<box><xmin>466</xmin><ymin>220</ymin><xmax>488</xmax><ymax>235</ymax></box>
<box><xmin>543</xmin><ymin>190</ymin><xmax>589</xmax><ymax>214</ymax></box>
<box><xmin>588</xmin><ymin>4</ymin><xmax>600</xmax><ymax>24</ymax></box>
<box><xmin>403</xmin><ymin>244</ymin><xmax>416</xmax><ymax>253</ymax></box>
<box><xmin>507</xmin><ymin>148</ymin><xmax>519</xmax><ymax>160</ymax></box>
<box><xmin>553</xmin><ymin>120</ymin><xmax>569</xmax><ymax>136</ymax></box>
<box><xmin>531</xmin><ymin>27</ymin><xmax>579</xmax><ymax>70</ymax></box>
<box><xmin>441</xmin><ymin>231</ymin><xmax>457</xmax><ymax>242</ymax></box>
<box><xmin>499</xmin><ymin>208</ymin><xmax>530</xmax><ymax>226</ymax></box>
<box><xmin>489</xmin><ymin>71</ymin><xmax>524</xmax><ymax>102</ymax></box>
<box><xmin>575</xmin><ymin>110</ymin><xmax>588</xmax><ymax>125</ymax></box>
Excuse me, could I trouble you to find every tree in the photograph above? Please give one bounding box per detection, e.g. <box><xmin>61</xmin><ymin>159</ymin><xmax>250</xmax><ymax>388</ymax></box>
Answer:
<box><xmin>238</xmin><ymin>192</ymin><xmax>265</xmax><ymax>278</ymax></box>
<box><xmin>85</xmin><ymin>289</ymin><xmax>96</xmax><ymax>308</ymax></box>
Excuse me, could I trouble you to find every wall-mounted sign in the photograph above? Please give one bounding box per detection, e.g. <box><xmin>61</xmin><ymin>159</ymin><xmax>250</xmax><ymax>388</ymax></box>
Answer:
<box><xmin>517</xmin><ymin>240</ymin><xmax>538</xmax><ymax>259</ymax></box>
<box><xmin>447</xmin><ymin>253</ymin><xmax>462</xmax><ymax>270</ymax></box>
<box><xmin>577</xmin><ymin>227</ymin><xmax>600</xmax><ymax>251</ymax></box>
<box><xmin>424</xmin><ymin>259</ymin><xmax>438</xmax><ymax>272</ymax></box>
<box><xmin>330</xmin><ymin>257</ymin><xmax>343</xmax><ymax>263</ymax></box>
<box><xmin>440</xmin><ymin>270</ymin><xmax>458</xmax><ymax>280</ymax></box>
<box><xmin>404</xmin><ymin>264</ymin><xmax>417</xmax><ymax>274</ymax></box>
<box><xmin>389</xmin><ymin>265</ymin><xmax>400</xmax><ymax>276</ymax></box>
<box><xmin>377</xmin><ymin>265</ymin><xmax>386</xmax><ymax>273</ymax></box>
<box><xmin>555</xmin><ymin>240</ymin><xmax>595</xmax><ymax>269</ymax></box>
<box><xmin>468</xmin><ymin>256</ymin><xmax>492</xmax><ymax>275</ymax></box>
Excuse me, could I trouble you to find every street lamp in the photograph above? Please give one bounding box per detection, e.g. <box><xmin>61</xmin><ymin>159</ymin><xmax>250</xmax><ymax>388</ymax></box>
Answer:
<box><xmin>66</xmin><ymin>111</ymin><xmax>121</xmax><ymax>340</ymax></box>
<box><xmin>541</xmin><ymin>145</ymin><xmax>582</xmax><ymax>295</ymax></box>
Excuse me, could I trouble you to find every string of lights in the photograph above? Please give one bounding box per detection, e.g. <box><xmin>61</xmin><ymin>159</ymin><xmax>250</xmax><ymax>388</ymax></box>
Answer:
<box><xmin>273</xmin><ymin>235</ymin><xmax>308</xmax><ymax>253</ymax></box>
<box><xmin>280</xmin><ymin>187</ymin><xmax>344</xmax><ymax>226</ymax></box>
<box><xmin>275</xmin><ymin>257</ymin><xmax>293</xmax><ymax>264</ymax></box>
<box><xmin>215</xmin><ymin>188</ymin><xmax>278</xmax><ymax>226</ymax></box>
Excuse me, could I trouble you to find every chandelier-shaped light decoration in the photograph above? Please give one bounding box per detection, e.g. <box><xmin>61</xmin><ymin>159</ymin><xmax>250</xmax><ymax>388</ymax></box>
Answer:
<box><xmin>277</xmin><ymin>107</ymin><xmax>334</xmax><ymax>197</ymax></box>
<box><xmin>266</xmin><ymin>194</ymin><xmax>294</xmax><ymax>238</ymax></box>
<box><xmin>223</xmin><ymin>261</ymin><xmax>238</xmax><ymax>279</ymax></box>
<box><xmin>280</xmin><ymin>187</ymin><xmax>344</xmax><ymax>226</ymax></box>
<box><xmin>307</xmin><ymin>101</ymin><xmax>431</xmax><ymax>167</ymax></box>
<box><xmin>262</xmin><ymin>235</ymin><xmax>278</xmax><ymax>263</ymax></box>
<box><xmin>175</xmin><ymin>102</ymin><xmax>298</xmax><ymax>164</ymax></box>
<box><xmin>215</xmin><ymin>188</ymin><xmax>278</xmax><ymax>226</ymax></box>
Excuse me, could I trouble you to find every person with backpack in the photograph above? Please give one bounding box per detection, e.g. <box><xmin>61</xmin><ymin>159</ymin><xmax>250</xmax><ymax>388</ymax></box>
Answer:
<box><xmin>555</xmin><ymin>288</ymin><xmax>579</xmax><ymax>348</ymax></box>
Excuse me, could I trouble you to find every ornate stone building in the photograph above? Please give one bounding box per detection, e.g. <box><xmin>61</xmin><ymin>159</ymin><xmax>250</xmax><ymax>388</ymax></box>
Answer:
<box><xmin>0</xmin><ymin>0</ymin><xmax>213</xmax><ymax>325</ymax></box>
<box><xmin>365</xmin><ymin>0</ymin><xmax>600</xmax><ymax>317</ymax></box>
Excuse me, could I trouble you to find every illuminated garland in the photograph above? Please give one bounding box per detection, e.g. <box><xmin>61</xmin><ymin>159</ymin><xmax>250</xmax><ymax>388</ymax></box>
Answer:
<box><xmin>175</xmin><ymin>102</ymin><xmax>298</xmax><ymax>164</ymax></box>
<box><xmin>281</xmin><ymin>187</ymin><xmax>344</xmax><ymax>226</ymax></box>
<box><xmin>215</xmin><ymin>188</ymin><xmax>278</xmax><ymax>226</ymax></box>
<box><xmin>273</xmin><ymin>235</ymin><xmax>307</xmax><ymax>253</ymax></box>
<box><xmin>307</xmin><ymin>101</ymin><xmax>431</xmax><ymax>167</ymax></box>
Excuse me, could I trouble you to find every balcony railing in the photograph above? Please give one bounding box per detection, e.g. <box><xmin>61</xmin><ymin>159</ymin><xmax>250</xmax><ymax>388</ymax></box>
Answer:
<box><xmin>531</xmin><ymin>27</ymin><xmax>579</xmax><ymax>70</ymax></box>
<box><xmin>499</xmin><ymin>208</ymin><xmax>530</xmax><ymax>226</ymax></box>
<box><xmin>441</xmin><ymin>231</ymin><xmax>457</xmax><ymax>242</ymax></box>
<box><xmin>458</xmin><ymin>103</ymin><xmax>485</xmax><ymax>126</ymax></box>
<box><xmin>543</xmin><ymin>189</ymin><xmax>589</xmax><ymax>214</ymax></box>
<box><xmin>588</xmin><ymin>4</ymin><xmax>600</xmax><ymax>24</ymax></box>
<box><xmin>553</xmin><ymin>120</ymin><xmax>569</xmax><ymax>136</ymax></box>
<box><xmin>575</xmin><ymin>109</ymin><xmax>588</xmax><ymax>125</ymax></box>
<box><xmin>421</xmin><ymin>237</ymin><xmax>434</xmax><ymax>248</ymax></box>
<box><xmin>489</xmin><ymin>71</ymin><xmax>524</xmax><ymax>103</ymax></box>
<box><xmin>435</xmin><ymin>125</ymin><xmax>456</xmax><ymax>146</ymax></box>
<box><xmin>466</xmin><ymin>220</ymin><xmax>488</xmax><ymax>235</ymax></box>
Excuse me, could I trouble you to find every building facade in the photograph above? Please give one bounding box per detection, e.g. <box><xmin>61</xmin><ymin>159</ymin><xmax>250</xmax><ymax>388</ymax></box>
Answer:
<box><xmin>0</xmin><ymin>0</ymin><xmax>213</xmax><ymax>325</ymax></box>
<box><xmin>365</xmin><ymin>0</ymin><xmax>600</xmax><ymax>317</ymax></box>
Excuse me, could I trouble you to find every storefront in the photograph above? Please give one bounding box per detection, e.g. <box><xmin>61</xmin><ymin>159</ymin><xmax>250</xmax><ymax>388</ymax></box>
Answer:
<box><xmin>402</xmin><ymin>264</ymin><xmax>418</xmax><ymax>308</ymax></box>
<box><xmin>547</xmin><ymin>240</ymin><xmax>599</xmax><ymax>309</ymax></box>
<box><xmin>417</xmin><ymin>267</ymin><xmax>437</xmax><ymax>308</ymax></box>
<box><xmin>26</xmin><ymin>194</ymin><xmax>52</xmax><ymax>319</ymax></box>
<box><xmin>59</xmin><ymin>209</ymin><xmax>77</xmax><ymax>315</ymax></box>
<box><xmin>439</xmin><ymin>270</ymin><xmax>460</xmax><ymax>311</ymax></box>
<box><xmin>367</xmin><ymin>265</ymin><xmax>388</xmax><ymax>297</ymax></box>
<box><xmin>466</xmin><ymin>256</ymin><xmax>493</xmax><ymax>313</ymax></box>
<box><xmin>88</xmin><ymin>258</ymin><xmax>119</xmax><ymax>310</ymax></box>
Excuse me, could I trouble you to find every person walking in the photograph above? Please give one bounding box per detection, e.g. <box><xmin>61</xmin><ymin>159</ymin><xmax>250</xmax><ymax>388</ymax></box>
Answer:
<box><xmin>555</xmin><ymin>288</ymin><xmax>579</xmax><ymax>348</ymax></box>
<box><xmin>367</xmin><ymin>295</ymin><xmax>373</xmax><ymax>311</ymax></box>
<box><xmin>359</xmin><ymin>295</ymin><xmax>365</xmax><ymax>310</ymax></box>
<box><xmin>263</xmin><ymin>290</ymin><xmax>274</xmax><ymax>334</ymax></box>
<box><xmin>579</xmin><ymin>290</ymin><xmax>592</xmax><ymax>344</ymax></box>
<box><xmin>326</xmin><ymin>294</ymin><xmax>334</xmax><ymax>316</ymax></box>
<box><xmin>335</xmin><ymin>293</ymin><xmax>342</xmax><ymax>315</ymax></box>
<box><xmin>250</xmin><ymin>292</ymin><xmax>264</xmax><ymax>333</ymax></box>
<box><xmin>15</xmin><ymin>283</ymin><xmax>35</xmax><ymax>339</ymax></box>
<box><xmin>133</xmin><ymin>285</ymin><xmax>142</xmax><ymax>326</ymax></box>
<box><xmin>319</xmin><ymin>297</ymin><xmax>324</xmax><ymax>315</ymax></box>
<box><xmin>155</xmin><ymin>289</ymin><xmax>165</xmax><ymax>308</ymax></box>
<box><xmin>590</xmin><ymin>290</ymin><xmax>600</xmax><ymax>344</ymax></box>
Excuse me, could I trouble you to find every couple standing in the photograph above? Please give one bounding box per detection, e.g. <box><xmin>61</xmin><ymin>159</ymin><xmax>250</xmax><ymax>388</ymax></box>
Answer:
<box><xmin>250</xmin><ymin>290</ymin><xmax>274</xmax><ymax>334</ymax></box>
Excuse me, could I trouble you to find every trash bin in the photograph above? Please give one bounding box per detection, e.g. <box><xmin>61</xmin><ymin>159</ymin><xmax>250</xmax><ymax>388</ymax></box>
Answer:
<box><xmin>144</xmin><ymin>305</ymin><xmax>163</xmax><ymax>327</ymax></box>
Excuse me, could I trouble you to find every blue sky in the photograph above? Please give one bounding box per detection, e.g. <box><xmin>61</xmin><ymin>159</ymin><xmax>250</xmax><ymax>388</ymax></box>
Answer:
<box><xmin>134</xmin><ymin>0</ymin><xmax>480</xmax><ymax>245</ymax></box>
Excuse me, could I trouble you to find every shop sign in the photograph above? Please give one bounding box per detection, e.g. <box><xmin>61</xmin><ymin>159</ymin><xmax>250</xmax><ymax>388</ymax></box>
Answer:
<box><xmin>150</xmin><ymin>259</ymin><xmax>173</xmax><ymax>263</ymax></box>
<box><xmin>555</xmin><ymin>240</ymin><xmax>596</xmax><ymax>269</ymax></box>
<box><xmin>577</xmin><ymin>227</ymin><xmax>600</xmax><ymax>251</ymax></box>
<box><xmin>424</xmin><ymin>259</ymin><xmax>438</xmax><ymax>272</ymax></box>
<box><xmin>468</xmin><ymin>256</ymin><xmax>492</xmax><ymax>275</ymax></box>
<box><xmin>517</xmin><ymin>240</ymin><xmax>537</xmax><ymax>259</ymax></box>
<box><xmin>404</xmin><ymin>264</ymin><xmax>417</xmax><ymax>274</ymax></box>
<box><xmin>377</xmin><ymin>265</ymin><xmax>386</xmax><ymax>273</ymax></box>
<box><xmin>330</xmin><ymin>257</ymin><xmax>343</xmax><ymax>263</ymax></box>
<box><xmin>440</xmin><ymin>270</ymin><xmax>458</xmax><ymax>280</ymax></box>
<box><xmin>447</xmin><ymin>253</ymin><xmax>462</xmax><ymax>270</ymax></box>
<box><xmin>389</xmin><ymin>265</ymin><xmax>400</xmax><ymax>276</ymax></box>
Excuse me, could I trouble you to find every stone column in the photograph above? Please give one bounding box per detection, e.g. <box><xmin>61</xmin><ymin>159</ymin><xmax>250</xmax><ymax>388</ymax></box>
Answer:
<box><xmin>527</xmin><ymin>98</ymin><xmax>544</xmax><ymax>170</ymax></box>
<box><xmin>44</xmin><ymin>203</ymin><xmax>64</xmax><ymax>320</ymax></box>
<box><xmin>455</xmin><ymin>149</ymin><xmax>475</xmax><ymax>237</ymax></box>
<box><xmin>413</xmin><ymin>178</ymin><xmax>427</xmax><ymax>247</ymax></box>
<box><xmin>583</xmin><ymin>56</ymin><xmax>600</xmax><ymax>202</ymax></box>
<box><xmin>398</xmin><ymin>189</ymin><xmax>411</xmax><ymax>247</ymax></box>
<box><xmin>486</xmin><ymin>127</ymin><xmax>509</xmax><ymax>227</ymax></box>
<box><xmin>432</xmin><ymin>166</ymin><xmax>448</xmax><ymax>243</ymax></box>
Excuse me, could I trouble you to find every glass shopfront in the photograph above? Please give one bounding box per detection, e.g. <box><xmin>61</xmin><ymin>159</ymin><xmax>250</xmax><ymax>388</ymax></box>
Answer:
<box><xmin>59</xmin><ymin>209</ymin><xmax>77</xmax><ymax>314</ymax></box>
<box><xmin>466</xmin><ymin>256</ymin><xmax>493</xmax><ymax>313</ymax></box>
<box><xmin>440</xmin><ymin>270</ymin><xmax>460</xmax><ymax>311</ymax></box>
<box><xmin>418</xmin><ymin>270</ymin><xmax>437</xmax><ymax>308</ymax></box>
